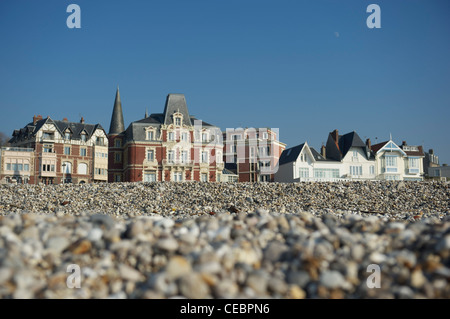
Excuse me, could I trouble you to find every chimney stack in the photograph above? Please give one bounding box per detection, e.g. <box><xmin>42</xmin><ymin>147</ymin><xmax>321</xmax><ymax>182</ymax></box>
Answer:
<box><xmin>33</xmin><ymin>115</ymin><xmax>43</xmax><ymax>125</ymax></box>
<box><xmin>321</xmin><ymin>145</ymin><xmax>326</xmax><ymax>159</ymax></box>
<box><xmin>402</xmin><ymin>141</ymin><xmax>407</xmax><ymax>146</ymax></box>
<box><xmin>80</xmin><ymin>117</ymin><xmax>85</xmax><ymax>124</ymax></box>
<box><xmin>366</xmin><ymin>138</ymin><xmax>371</xmax><ymax>149</ymax></box>
<box><xmin>331</xmin><ymin>129</ymin><xmax>339</xmax><ymax>144</ymax></box>
<box><xmin>63</xmin><ymin>117</ymin><xmax>68</xmax><ymax>122</ymax></box>
<box><xmin>429</xmin><ymin>149</ymin><xmax>434</xmax><ymax>155</ymax></box>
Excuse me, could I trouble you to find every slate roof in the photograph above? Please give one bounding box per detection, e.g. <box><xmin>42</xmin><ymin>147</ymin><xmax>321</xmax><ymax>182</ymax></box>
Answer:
<box><xmin>109</xmin><ymin>87</ymin><xmax>125</xmax><ymax>135</ymax></box>
<box><xmin>310</xmin><ymin>147</ymin><xmax>330</xmax><ymax>161</ymax></box>
<box><xmin>123</xmin><ymin>94</ymin><xmax>220</xmax><ymax>142</ymax></box>
<box><xmin>326</xmin><ymin>130</ymin><xmax>373</xmax><ymax>161</ymax></box>
<box><xmin>9</xmin><ymin>117</ymin><xmax>105</xmax><ymax>144</ymax></box>
<box><xmin>278</xmin><ymin>143</ymin><xmax>305</xmax><ymax>165</ymax></box>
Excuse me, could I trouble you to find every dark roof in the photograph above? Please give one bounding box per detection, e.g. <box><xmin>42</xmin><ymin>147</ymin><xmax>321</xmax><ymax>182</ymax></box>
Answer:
<box><xmin>123</xmin><ymin>94</ymin><xmax>220</xmax><ymax>142</ymax></box>
<box><xmin>163</xmin><ymin>94</ymin><xmax>192</xmax><ymax>126</ymax></box>
<box><xmin>338</xmin><ymin>131</ymin><xmax>366</xmax><ymax>157</ymax></box>
<box><xmin>371</xmin><ymin>141</ymin><xmax>389</xmax><ymax>154</ymax></box>
<box><xmin>325</xmin><ymin>130</ymin><xmax>371</xmax><ymax>161</ymax></box>
<box><xmin>310</xmin><ymin>147</ymin><xmax>329</xmax><ymax>161</ymax></box>
<box><xmin>222</xmin><ymin>168</ymin><xmax>237</xmax><ymax>175</ymax></box>
<box><xmin>109</xmin><ymin>87</ymin><xmax>125</xmax><ymax>135</ymax></box>
<box><xmin>9</xmin><ymin>117</ymin><xmax>105</xmax><ymax>144</ymax></box>
<box><xmin>224</xmin><ymin>163</ymin><xmax>237</xmax><ymax>174</ymax></box>
<box><xmin>279</xmin><ymin>143</ymin><xmax>305</xmax><ymax>165</ymax></box>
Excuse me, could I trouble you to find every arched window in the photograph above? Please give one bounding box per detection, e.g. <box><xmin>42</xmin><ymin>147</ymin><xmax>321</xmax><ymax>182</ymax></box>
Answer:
<box><xmin>62</xmin><ymin>162</ymin><xmax>72</xmax><ymax>174</ymax></box>
<box><xmin>78</xmin><ymin>163</ymin><xmax>88</xmax><ymax>175</ymax></box>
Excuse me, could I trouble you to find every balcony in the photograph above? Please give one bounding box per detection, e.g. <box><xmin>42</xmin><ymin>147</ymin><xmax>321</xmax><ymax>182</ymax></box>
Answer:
<box><xmin>39</xmin><ymin>151</ymin><xmax>56</xmax><ymax>158</ymax></box>
<box><xmin>162</xmin><ymin>159</ymin><xmax>194</xmax><ymax>167</ymax></box>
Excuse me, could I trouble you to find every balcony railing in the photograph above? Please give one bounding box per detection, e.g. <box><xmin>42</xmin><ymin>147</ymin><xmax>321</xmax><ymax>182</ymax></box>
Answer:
<box><xmin>1</xmin><ymin>147</ymin><xmax>34</xmax><ymax>152</ymax></box>
<box><xmin>162</xmin><ymin>159</ymin><xmax>194</xmax><ymax>166</ymax></box>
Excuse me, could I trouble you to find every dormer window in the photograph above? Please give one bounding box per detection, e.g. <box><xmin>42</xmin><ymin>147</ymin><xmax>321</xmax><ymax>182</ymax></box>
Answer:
<box><xmin>173</xmin><ymin>112</ymin><xmax>183</xmax><ymax>127</ymax></box>
<box><xmin>65</xmin><ymin>131</ymin><xmax>71</xmax><ymax>140</ymax></box>
<box><xmin>81</xmin><ymin>133</ymin><xmax>87</xmax><ymax>142</ymax></box>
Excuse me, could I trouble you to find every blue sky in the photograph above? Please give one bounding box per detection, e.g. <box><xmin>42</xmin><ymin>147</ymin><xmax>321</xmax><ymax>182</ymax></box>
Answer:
<box><xmin>1</xmin><ymin>0</ymin><xmax>449</xmax><ymax>163</ymax></box>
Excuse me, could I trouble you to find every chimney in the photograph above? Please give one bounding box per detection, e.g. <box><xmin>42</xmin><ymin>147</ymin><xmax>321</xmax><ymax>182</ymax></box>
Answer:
<box><xmin>321</xmin><ymin>145</ymin><xmax>326</xmax><ymax>159</ymax></box>
<box><xmin>366</xmin><ymin>138</ymin><xmax>371</xmax><ymax>158</ymax></box>
<box><xmin>429</xmin><ymin>149</ymin><xmax>434</xmax><ymax>155</ymax></box>
<box><xmin>402</xmin><ymin>141</ymin><xmax>407</xmax><ymax>146</ymax></box>
<box><xmin>331</xmin><ymin>129</ymin><xmax>339</xmax><ymax>144</ymax></box>
<box><xmin>63</xmin><ymin>117</ymin><xmax>68</xmax><ymax>122</ymax></box>
<box><xmin>80</xmin><ymin>117</ymin><xmax>85</xmax><ymax>124</ymax></box>
<box><xmin>33</xmin><ymin>115</ymin><xmax>43</xmax><ymax>125</ymax></box>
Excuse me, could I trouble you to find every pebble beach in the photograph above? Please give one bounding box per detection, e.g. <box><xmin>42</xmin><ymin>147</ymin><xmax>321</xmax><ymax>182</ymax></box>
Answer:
<box><xmin>0</xmin><ymin>181</ymin><xmax>449</xmax><ymax>299</ymax></box>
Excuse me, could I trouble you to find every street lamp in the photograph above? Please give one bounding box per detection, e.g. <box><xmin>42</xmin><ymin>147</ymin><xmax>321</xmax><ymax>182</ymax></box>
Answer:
<box><xmin>62</xmin><ymin>163</ymin><xmax>66</xmax><ymax>184</ymax></box>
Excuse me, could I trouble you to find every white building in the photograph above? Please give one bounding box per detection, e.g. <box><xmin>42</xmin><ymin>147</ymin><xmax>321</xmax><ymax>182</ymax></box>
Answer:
<box><xmin>275</xmin><ymin>130</ymin><xmax>424</xmax><ymax>182</ymax></box>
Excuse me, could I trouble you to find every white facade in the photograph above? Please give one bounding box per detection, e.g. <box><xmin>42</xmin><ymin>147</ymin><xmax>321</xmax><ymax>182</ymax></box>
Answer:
<box><xmin>373</xmin><ymin>140</ymin><xmax>424</xmax><ymax>181</ymax></box>
<box><xmin>275</xmin><ymin>139</ymin><xmax>424</xmax><ymax>183</ymax></box>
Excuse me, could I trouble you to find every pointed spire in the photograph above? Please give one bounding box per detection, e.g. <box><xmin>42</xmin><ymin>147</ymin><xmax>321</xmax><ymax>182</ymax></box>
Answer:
<box><xmin>145</xmin><ymin>108</ymin><xmax>149</xmax><ymax>118</ymax></box>
<box><xmin>389</xmin><ymin>132</ymin><xmax>392</xmax><ymax>141</ymax></box>
<box><xmin>109</xmin><ymin>86</ymin><xmax>125</xmax><ymax>135</ymax></box>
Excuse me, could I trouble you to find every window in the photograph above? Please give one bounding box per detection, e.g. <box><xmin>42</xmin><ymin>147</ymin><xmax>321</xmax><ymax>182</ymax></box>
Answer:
<box><xmin>115</xmin><ymin>139</ymin><xmax>121</xmax><ymax>148</ymax></box>
<box><xmin>168</xmin><ymin>132</ymin><xmax>174</xmax><ymax>141</ymax></box>
<box><xmin>299</xmin><ymin>168</ymin><xmax>309</xmax><ymax>178</ymax></box>
<box><xmin>65</xmin><ymin>132</ymin><xmax>71</xmax><ymax>140</ymax></box>
<box><xmin>6</xmin><ymin>163</ymin><xmax>11</xmax><ymax>171</ymax></box>
<box><xmin>384</xmin><ymin>155</ymin><xmax>397</xmax><ymax>172</ymax></box>
<box><xmin>353</xmin><ymin>150</ymin><xmax>358</xmax><ymax>157</ymax></box>
<box><xmin>201</xmin><ymin>151</ymin><xmax>208</xmax><ymax>163</ymax></box>
<box><xmin>43</xmin><ymin>132</ymin><xmax>54</xmax><ymax>140</ymax></box>
<box><xmin>64</xmin><ymin>146</ymin><xmax>71</xmax><ymax>155</ymax></box>
<box><xmin>146</xmin><ymin>131</ymin><xmax>154</xmax><ymax>141</ymax></box>
<box><xmin>51</xmin><ymin>165</ymin><xmax>55</xmax><ymax>172</ymax></box>
<box><xmin>231</xmin><ymin>145</ymin><xmax>236</xmax><ymax>153</ymax></box>
<box><xmin>78</xmin><ymin>163</ymin><xmax>88</xmax><ymax>175</ymax></box>
<box><xmin>434</xmin><ymin>169</ymin><xmax>440</xmax><ymax>177</ymax></box>
<box><xmin>250</xmin><ymin>147</ymin><xmax>255</xmax><ymax>157</ymax></box>
<box><xmin>24</xmin><ymin>164</ymin><xmax>30</xmax><ymax>171</ymax></box>
<box><xmin>370</xmin><ymin>165</ymin><xmax>375</xmax><ymax>175</ymax></box>
<box><xmin>80</xmin><ymin>148</ymin><xmax>87</xmax><ymax>156</ymax></box>
<box><xmin>62</xmin><ymin>162</ymin><xmax>72</xmax><ymax>174</ymax></box>
<box><xmin>144</xmin><ymin>172</ymin><xmax>157</xmax><ymax>182</ymax></box>
<box><xmin>43</xmin><ymin>144</ymin><xmax>53</xmax><ymax>153</ymax></box>
<box><xmin>216</xmin><ymin>151</ymin><xmax>222</xmax><ymax>163</ymax></box>
<box><xmin>147</xmin><ymin>149</ymin><xmax>154</xmax><ymax>161</ymax></box>
<box><xmin>181</xmin><ymin>132</ymin><xmax>188</xmax><ymax>142</ymax></box>
<box><xmin>175</xmin><ymin>117</ymin><xmax>181</xmax><ymax>126</ymax></box>
<box><xmin>173</xmin><ymin>172</ymin><xmax>183</xmax><ymax>182</ymax></box>
<box><xmin>81</xmin><ymin>134</ymin><xmax>87</xmax><ymax>142</ymax></box>
<box><xmin>409</xmin><ymin>158</ymin><xmax>418</xmax><ymax>168</ymax></box>
<box><xmin>115</xmin><ymin>153</ymin><xmax>122</xmax><ymax>163</ymax></box>
<box><xmin>350</xmin><ymin>166</ymin><xmax>362</xmax><ymax>176</ymax></box>
<box><xmin>262</xmin><ymin>132</ymin><xmax>268</xmax><ymax>139</ymax></box>
<box><xmin>181</xmin><ymin>151</ymin><xmax>188</xmax><ymax>163</ymax></box>
<box><xmin>96</xmin><ymin>137</ymin><xmax>104</xmax><ymax>146</ymax></box>
<box><xmin>201</xmin><ymin>173</ymin><xmax>208</xmax><ymax>182</ymax></box>
<box><xmin>115</xmin><ymin>174</ymin><xmax>121</xmax><ymax>182</ymax></box>
<box><xmin>313</xmin><ymin>168</ymin><xmax>340</xmax><ymax>179</ymax></box>
<box><xmin>168</xmin><ymin>150</ymin><xmax>175</xmax><ymax>163</ymax></box>
<box><xmin>202</xmin><ymin>133</ymin><xmax>208</xmax><ymax>142</ymax></box>
<box><xmin>233</xmin><ymin>135</ymin><xmax>241</xmax><ymax>141</ymax></box>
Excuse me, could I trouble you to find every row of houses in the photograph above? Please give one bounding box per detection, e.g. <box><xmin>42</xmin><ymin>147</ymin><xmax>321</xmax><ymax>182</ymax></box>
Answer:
<box><xmin>0</xmin><ymin>89</ymin><xmax>446</xmax><ymax>184</ymax></box>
